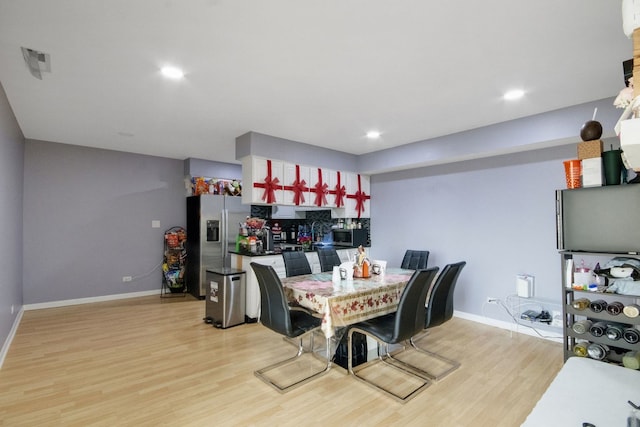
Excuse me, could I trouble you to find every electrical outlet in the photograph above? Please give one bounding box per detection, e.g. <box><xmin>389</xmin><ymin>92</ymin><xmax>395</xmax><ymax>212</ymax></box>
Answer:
<box><xmin>486</xmin><ymin>297</ymin><xmax>498</xmax><ymax>304</ymax></box>
<box><xmin>122</xmin><ymin>276</ymin><xmax>132</xmax><ymax>282</ymax></box>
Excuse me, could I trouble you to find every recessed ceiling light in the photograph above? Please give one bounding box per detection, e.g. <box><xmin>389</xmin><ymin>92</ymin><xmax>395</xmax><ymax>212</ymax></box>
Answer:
<box><xmin>366</xmin><ymin>131</ymin><xmax>381</xmax><ymax>139</ymax></box>
<box><xmin>160</xmin><ymin>66</ymin><xmax>184</xmax><ymax>79</ymax></box>
<box><xmin>503</xmin><ymin>89</ymin><xmax>525</xmax><ymax>100</ymax></box>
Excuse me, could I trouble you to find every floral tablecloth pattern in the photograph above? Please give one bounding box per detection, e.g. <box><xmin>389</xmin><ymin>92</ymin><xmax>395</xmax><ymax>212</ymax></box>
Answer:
<box><xmin>281</xmin><ymin>268</ymin><xmax>414</xmax><ymax>337</ymax></box>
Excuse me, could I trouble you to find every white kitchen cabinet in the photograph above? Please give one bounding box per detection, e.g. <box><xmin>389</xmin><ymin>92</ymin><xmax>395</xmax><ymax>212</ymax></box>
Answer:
<box><xmin>326</xmin><ymin>168</ymin><xmax>343</xmax><ymax>209</ymax></box>
<box><xmin>242</xmin><ymin>156</ymin><xmax>284</xmax><ymax>205</ymax></box>
<box><xmin>241</xmin><ymin>155</ymin><xmax>370</xmax><ymax>216</ymax></box>
<box><xmin>308</xmin><ymin>167</ymin><xmax>333</xmax><ymax>208</ymax></box>
<box><xmin>282</xmin><ymin>162</ymin><xmax>312</xmax><ymax>206</ymax></box>
<box><xmin>230</xmin><ymin>253</ymin><xmax>285</xmax><ymax>320</ymax></box>
<box><xmin>344</xmin><ymin>172</ymin><xmax>371</xmax><ymax>219</ymax></box>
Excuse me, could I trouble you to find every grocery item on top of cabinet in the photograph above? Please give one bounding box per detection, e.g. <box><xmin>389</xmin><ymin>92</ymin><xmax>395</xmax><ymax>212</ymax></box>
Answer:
<box><xmin>189</xmin><ymin>176</ymin><xmax>242</xmax><ymax>196</ymax></box>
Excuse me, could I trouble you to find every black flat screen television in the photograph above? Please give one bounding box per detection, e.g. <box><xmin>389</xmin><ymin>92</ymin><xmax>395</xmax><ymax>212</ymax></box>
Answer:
<box><xmin>556</xmin><ymin>185</ymin><xmax>640</xmax><ymax>254</ymax></box>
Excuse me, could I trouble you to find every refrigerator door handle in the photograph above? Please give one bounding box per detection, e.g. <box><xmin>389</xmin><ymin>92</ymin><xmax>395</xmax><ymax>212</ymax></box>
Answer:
<box><xmin>221</xmin><ymin>208</ymin><xmax>228</xmax><ymax>266</ymax></box>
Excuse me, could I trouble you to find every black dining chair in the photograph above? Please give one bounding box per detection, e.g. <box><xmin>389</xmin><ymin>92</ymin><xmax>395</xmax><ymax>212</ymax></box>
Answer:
<box><xmin>390</xmin><ymin>261</ymin><xmax>466</xmax><ymax>381</ymax></box>
<box><xmin>282</xmin><ymin>251</ymin><xmax>312</xmax><ymax>277</ymax></box>
<box><xmin>401</xmin><ymin>250</ymin><xmax>429</xmax><ymax>270</ymax></box>
<box><xmin>347</xmin><ymin>267</ymin><xmax>439</xmax><ymax>402</ymax></box>
<box><xmin>317</xmin><ymin>247</ymin><xmax>342</xmax><ymax>272</ymax></box>
<box><xmin>250</xmin><ymin>262</ymin><xmax>331</xmax><ymax>392</ymax></box>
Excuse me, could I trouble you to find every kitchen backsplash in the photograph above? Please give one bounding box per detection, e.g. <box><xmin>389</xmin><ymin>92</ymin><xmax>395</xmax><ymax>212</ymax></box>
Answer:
<box><xmin>249</xmin><ymin>206</ymin><xmax>370</xmax><ymax>245</ymax></box>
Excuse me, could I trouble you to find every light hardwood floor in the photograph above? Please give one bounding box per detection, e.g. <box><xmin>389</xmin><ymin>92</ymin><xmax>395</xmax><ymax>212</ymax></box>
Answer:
<box><xmin>0</xmin><ymin>295</ymin><xmax>563</xmax><ymax>427</ymax></box>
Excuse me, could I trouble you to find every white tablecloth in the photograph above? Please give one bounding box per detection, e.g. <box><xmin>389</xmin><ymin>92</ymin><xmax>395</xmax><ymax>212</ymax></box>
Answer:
<box><xmin>522</xmin><ymin>356</ymin><xmax>640</xmax><ymax>426</ymax></box>
<box><xmin>281</xmin><ymin>268</ymin><xmax>414</xmax><ymax>338</ymax></box>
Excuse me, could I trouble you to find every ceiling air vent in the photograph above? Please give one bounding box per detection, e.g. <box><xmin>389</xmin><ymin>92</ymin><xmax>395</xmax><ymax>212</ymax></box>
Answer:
<box><xmin>21</xmin><ymin>47</ymin><xmax>51</xmax><ymax>80</ymax></box>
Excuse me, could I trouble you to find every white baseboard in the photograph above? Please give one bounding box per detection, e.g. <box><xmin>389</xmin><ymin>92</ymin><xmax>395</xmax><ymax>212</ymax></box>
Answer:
<box><xmin>454</xmin><ymin>310</ymin><xmax>563</xmax><ymax>341</ymax></box>
<box><xmin>0</xmin><ymin>307</ymin><xmax>24</xmax><ymax>369</ymax></box>
<box><xmin>23</xmin><ymin>289</ymin><xmax>161</xmax><ymax>311</ymax></box>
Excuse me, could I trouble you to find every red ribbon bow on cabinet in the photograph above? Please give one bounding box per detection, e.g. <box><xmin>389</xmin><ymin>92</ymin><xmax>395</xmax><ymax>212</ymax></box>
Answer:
<box><xmin>346</xmin><ymin>174</ymin><xmax>370</xmax><ymax>218</ymax></box>
<box><xmin>334</xmin><ymin>171</ymin><xmax>346</xmax><ymax>208</ymax></box>
<box><xmin>252</xmin><ymin>159</ymin><xmax>281</xmax><ymax>204</ymax></box>
<box><xmin>313</xmin><ymin>168</ymin><xmax>328</xmax><ymax>207</ymax></box>
<box><xmin>284</xmin><ymin>164</ymin><xmax>308</xmax><ymax>206</ymax></box>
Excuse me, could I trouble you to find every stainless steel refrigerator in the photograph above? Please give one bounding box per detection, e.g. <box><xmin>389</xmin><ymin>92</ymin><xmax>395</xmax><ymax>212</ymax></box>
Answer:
<box><xmin>185</xmin><ymin>195</ymin><xmax>251</xmax><ymax>298</ymax></box>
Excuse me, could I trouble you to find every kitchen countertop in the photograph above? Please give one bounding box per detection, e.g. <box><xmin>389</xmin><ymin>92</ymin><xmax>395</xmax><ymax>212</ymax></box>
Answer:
<box><xmin>229</xmin><ymin>245</ymin><xmax>361</xmax><ymax>257</ymax></box>
<box><xmin>228</xmin><ymin>250</ymin><xmax>281</xmax><ymax>257</ymax></box>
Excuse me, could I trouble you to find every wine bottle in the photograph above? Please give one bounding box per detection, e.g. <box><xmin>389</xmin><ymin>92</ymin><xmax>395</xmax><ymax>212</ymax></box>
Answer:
<box><xmin>606</xmin><ymin>301</ymin><xmax>624</xmax><ymax>315</ymax></box>
<box><xmin>623</xmin><ymin>304</ymin><xmax>640</xmax><ymax>318</ymax></box>
<box><xmin>605</xmin><ymin>324</ymin><xmax>624</xmax><ymax>341</ymax></box>
<box><xmin>573</xmin><ymin>342</ymin><xmax>588</xmax><ymax>357</ymax></box>
<box><xmin>572</xmin><ymin>319</ymin><xmax>592</xmax><ymax>334</ymax></box>
<box><xmin>571</xmin><ymin>298</ymin><xmax>590</xmax><ymax>310</ymax></box>
<box><xmin>589</xmin><ymin>299</ymin><xmax>608</xmax><ymax>313</ymax></box>
<box><xmin>623</xmin><ymin>327</ymin><xmax>640</xmax><ymax>344</ymax></box>
<box><xmin>587</xmin><ymin>343</ymin><xmax>609</xmax><ymax>360</ymax></box>
<box><xmin>589</xmin><ymin>321</ymin><xmax>607</xmax><ymax>337</ymax></box>
<box><xmin>623</xmin><ymin>351</ymin><xmax>640</xmax><ymax>370</ymax></box>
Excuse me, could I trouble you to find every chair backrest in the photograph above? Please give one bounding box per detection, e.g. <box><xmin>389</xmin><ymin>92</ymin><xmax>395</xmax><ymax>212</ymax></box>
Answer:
<box><xmin>250</xmin><ymin>262</ymin><xmax>294</xmax><ymax>337</ymax></box>
<box><xmin>282</xmin><ymin>251</ymin><xmax>312</xmax><ymax>277</ymax></box>
<box><xmin>401</xmin><ymin>250</ymin><xmax>429</xmax><ymax>270</ymax></box>
<box><xmin>317</xmin><ymin>248</ymin><xmax>342</xmax><ymax>272</ymax></box>
<box><xmin>391</xmin><ymin>267</ymin><xmax>439</xmax><ymax>343</ymax></box>
<box><xmin>425</xmin><ymin>261</ymin><xmax>466</xmax><ymax>329</ymax></box>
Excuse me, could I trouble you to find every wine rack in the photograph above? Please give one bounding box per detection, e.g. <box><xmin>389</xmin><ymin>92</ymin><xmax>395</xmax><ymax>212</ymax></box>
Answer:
<box><xmin>561</xmin><ymin>251</ymin><xmax>640</xmax><ymax>365</ymax></box>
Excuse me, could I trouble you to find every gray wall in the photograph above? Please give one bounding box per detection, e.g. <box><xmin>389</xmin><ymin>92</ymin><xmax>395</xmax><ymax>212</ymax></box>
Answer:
<box><xmin>235</xmin><ymin>131</ymin><xmax>359</xmax><ymax>172</ymax></box>
<box><xmin>0</xmin><ymin>82</ymin><xmax>24</xmax><ymax>351</ymax></box>
<box><xmin>23</xmin><ymin>141</ymin><xmax>186</xmax><ymax>304</ymax></box>
<box><xmin>184</xmin><ymin>158</ymin><xmax>242</xmax><ymax>180</ymax></box>
<box><xmin>370</xmin><ymin>144</ymin><xmax>580</xmax><ymax>318</ymax></box>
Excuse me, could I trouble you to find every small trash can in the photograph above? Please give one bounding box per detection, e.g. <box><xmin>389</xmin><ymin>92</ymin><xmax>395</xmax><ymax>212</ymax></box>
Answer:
<box><xmin>204</xmin><ymin>268</ymin><xmax>246</xmax><ymax>329</ymax></box>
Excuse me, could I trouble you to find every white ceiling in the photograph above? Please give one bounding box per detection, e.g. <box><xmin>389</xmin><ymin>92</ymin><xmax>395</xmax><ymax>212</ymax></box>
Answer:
<box><xmin>0</xmin><ymin>1</ymin><xmax>633</xmax><ymax>166</ymax></box>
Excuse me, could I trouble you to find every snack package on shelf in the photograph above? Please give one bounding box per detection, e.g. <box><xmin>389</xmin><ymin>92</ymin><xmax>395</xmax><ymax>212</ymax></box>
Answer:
<box><xmin>188</xmin><ymin>176</ymin><xmax>243</xmax><ymax>196</ymax></box>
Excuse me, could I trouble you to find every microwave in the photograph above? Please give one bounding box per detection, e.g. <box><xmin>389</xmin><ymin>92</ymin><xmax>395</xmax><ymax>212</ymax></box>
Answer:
<box><xmin>332</xmin><ymin>229</ymin><xmax>368</xmax><ymax>247</ymax></box>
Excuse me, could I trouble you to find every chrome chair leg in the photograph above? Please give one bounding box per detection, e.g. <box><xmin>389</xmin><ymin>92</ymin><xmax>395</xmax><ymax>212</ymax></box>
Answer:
<box><xmin>407</xmin><ymin>335</ymin><xmax>460</xmax><ymax>380</ymax></box>
<box><xmin>255</xmin><ymin>329</ymin><xmax>332</xmax><ymax>393</ymax></box>
<box><xmin>383</xmin><ymin>332</ymin><xmax>460</xmax><ymax>381</ymax></box>
<box><xmin>347</xmin><ymin>328</ymin><xmax>431</xmax><ymax>403</ymax></box>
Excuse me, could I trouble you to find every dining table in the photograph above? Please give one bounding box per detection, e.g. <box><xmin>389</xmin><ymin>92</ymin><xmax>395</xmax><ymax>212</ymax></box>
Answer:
<box><xmin>281</xmin><ymin>268</ymin><xmax>415</xmax><ymax>338</ymax></box>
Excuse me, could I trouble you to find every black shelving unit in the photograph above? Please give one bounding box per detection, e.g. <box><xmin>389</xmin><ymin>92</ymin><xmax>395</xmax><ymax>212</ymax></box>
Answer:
<box><xmin>561</xmin><ymin>251</ymin><xmax>640</xmax><ymax>364</ymax></box>
<box><xmin>161</xmin><ymin>226</ymin><xmax>187</xmax><ymax>298</ymax></box>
